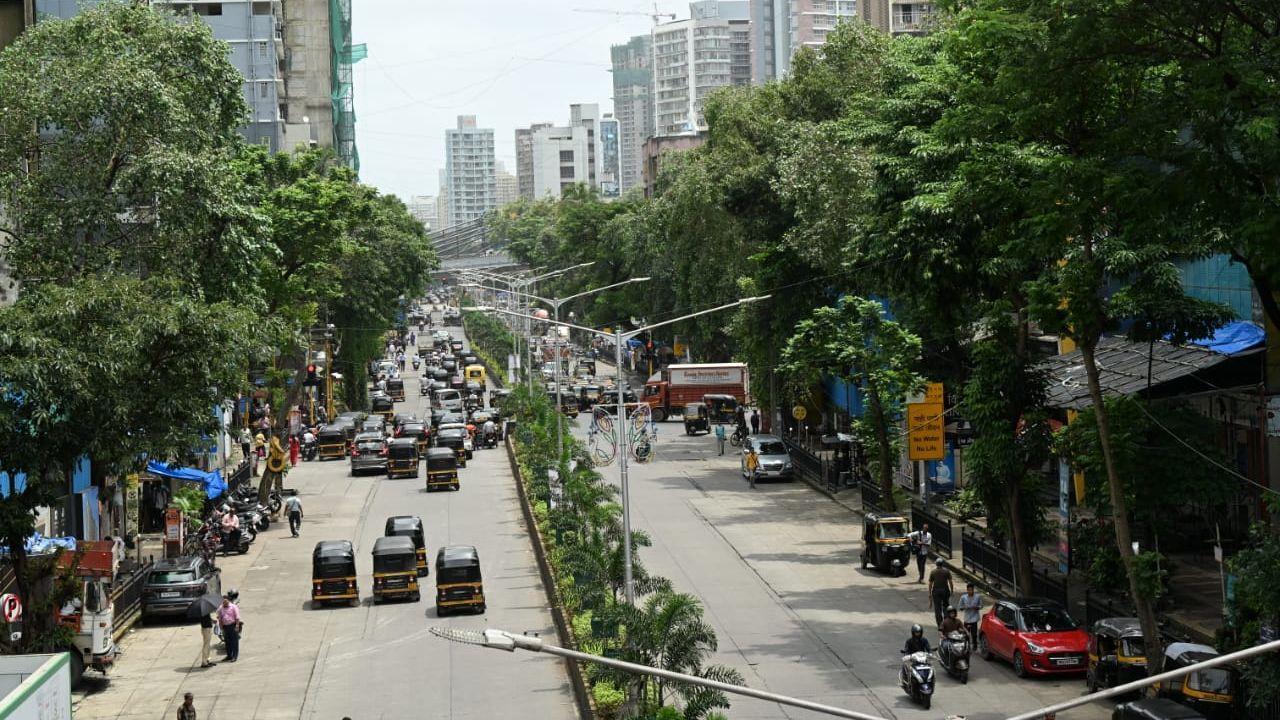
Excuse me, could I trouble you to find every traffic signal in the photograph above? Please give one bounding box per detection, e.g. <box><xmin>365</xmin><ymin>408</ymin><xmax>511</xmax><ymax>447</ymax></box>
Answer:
<box><xmin>306</xmin><ymin>364</ymin><xmax>318</xmax><ymax>386</ymax></box>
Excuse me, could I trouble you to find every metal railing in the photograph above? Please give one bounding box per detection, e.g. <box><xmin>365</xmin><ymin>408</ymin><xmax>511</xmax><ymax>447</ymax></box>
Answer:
<box><xmin>859</xmin><ymin>479</ymin><xmax>885</xmax><ymax>513</ymax></box>
<box><xmin>110</xmin><ymin>562</ymin><xmax>151</xmax><ymax>641</ymax></box>
<box><xmin>960</xmin><ymin>530</ymin><xmax>1068</xmax><ymax>605</ymax></box>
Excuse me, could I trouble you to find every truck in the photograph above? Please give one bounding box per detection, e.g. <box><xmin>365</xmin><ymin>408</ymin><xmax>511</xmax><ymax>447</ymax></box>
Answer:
<box><xmin>51</xmin><ymin>541</ymin><xmax>149</xmax><ymax>686</ymax></box>
<box><xmin>641</xmin><ymin>363</ymin><xmax>749</xmax><ymax>422</ymax></box>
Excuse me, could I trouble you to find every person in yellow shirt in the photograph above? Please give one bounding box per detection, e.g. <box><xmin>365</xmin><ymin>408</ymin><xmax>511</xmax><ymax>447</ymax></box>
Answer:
<box><xmin>745</xmin><ymin>446</ymin><xmax>760</xmax><ymax>490</ymax></box>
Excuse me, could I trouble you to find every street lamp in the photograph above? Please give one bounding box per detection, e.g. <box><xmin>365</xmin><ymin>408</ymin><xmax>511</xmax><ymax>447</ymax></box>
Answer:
<box><xmin>430</xmin><ymin>626</ymin><xmax>888</xmax><ymax>720</ymax></box>
<box><xmin>466</xmin><ymin>294</ymin><xmax>769</xmax><ymax>603</ymax></box>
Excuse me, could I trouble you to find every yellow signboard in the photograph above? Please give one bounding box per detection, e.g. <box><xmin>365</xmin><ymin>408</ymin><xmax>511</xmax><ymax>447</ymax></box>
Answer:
<box><xmin>925</xmin><ymin>382</ymin><xmax>944</xmax><ymax>404</ymax></box>
<box><xmin>792</xmin><ymin>405</ymin><xmax>808</xmax><ymax>421</ymax></box>
<box><xmin>907</xmin><ymin>402</ymin><xmax>945</xmax><ymax>461</ymax></box>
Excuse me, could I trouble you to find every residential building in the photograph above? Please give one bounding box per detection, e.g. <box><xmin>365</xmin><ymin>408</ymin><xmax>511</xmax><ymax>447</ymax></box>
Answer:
<box><xmin>444</xmin><ymin>115</ymin><xmax>497</xmax><ymax>225</ymax></box>
<box><xmin>865</xmin><ymin>0</ymin><xmax>936</xmax><ymax>35</ymax></box>
<box><xmin>611</xmin><ymin>34</ymin><xmax>654</xmax><ymax>194</ymax></box>
<box><xmin>515</xmin><ymin>123</ymin><xmax>552</xmax><ymax>200</ymax></box>
<box><xmin>407</xmin><ymin>195</ymin><xmax>438</xmax><ymax>233</ymax></box>
<box><xmin>437</xmin><ymin>169</ymin><xmax>451</xmax><ymax>229</ymax></box>
<box><xmin>599</xmin><ymin>114</ymin><xmax>622</xmax><ymax>199</ymax></box>
<box><xmin>651</xmin><ymin>0</ymin><xmax>751</xmax><ymax>137</ymax></box>
<box><xmin>529</xmin><ymin>124</ymin><xmax>591</xmax><ymax>200</ymax></box>
<box><xmin>495</xmin><ymin>164</ymin><xmax>519</xmax><ymax>208</ymax></box>
<box><xmin>570</xmin><ymin>103</ymin><xmax>601</xmax><ymax>189</ymax></box>
<box><xmin>642</xmin><ymin>133</ymin><xmax>707</xmax><ymax>197</ymax></box>
<box><xmin>281</xmin><ymin>0</ymin><xmax>334</xmax><ymax>156</ymax></box>
<box><xmin>789</xmin><ymin>0</ymin><xmax>858</xmax><ymax>54</ymax></box>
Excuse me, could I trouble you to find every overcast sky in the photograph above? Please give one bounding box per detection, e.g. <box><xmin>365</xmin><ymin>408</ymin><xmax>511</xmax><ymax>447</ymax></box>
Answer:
<box><xmin>352</xmin><ymin>0</ymin><xmax>662</xmax><ymax>201</ymax></box>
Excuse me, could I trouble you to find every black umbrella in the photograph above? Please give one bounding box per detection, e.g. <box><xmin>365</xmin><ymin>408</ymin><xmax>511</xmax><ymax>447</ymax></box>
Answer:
<box><xmin>185</xmin><ymin>592</ymin><xmax>222</xmax><ymax>620</ymax></box>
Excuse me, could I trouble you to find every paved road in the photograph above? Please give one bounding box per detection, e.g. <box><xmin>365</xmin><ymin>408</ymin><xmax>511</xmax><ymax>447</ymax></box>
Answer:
<box><xmin>571</xmin><ymin>411</ymin><xmax>1110</xmax><ymax>720</ymax></box>
<box><xmin>74</xmin><ymin>316</ymin><xmax>575</xmax><ymax>720</ymax></box>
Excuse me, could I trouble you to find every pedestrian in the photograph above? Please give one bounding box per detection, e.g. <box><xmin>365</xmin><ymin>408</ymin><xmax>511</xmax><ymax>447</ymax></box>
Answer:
<box><xmin>219</xmin><ymin>508</ymin><xmax>240</xmax><ymax>555</ymax></box>
<box><xmin>750</xmin><ymin>409</ymin><xmax>760</xmax><ymax>435</ymax></box>
<box><xmin>199</xmin><ymin>611</ymin><xmax>216</xmax><ymax>668</ymax></box>
<box><xmin>254</xmin><ymin>431</ymin><xmax>266</xmax><ymax>459</ymax></box>
<box><xmin>284</xmin><ymin>493</ymin><xmax>303</xmax><ymax>537</ymax></box>
<box><xmin>957</xmin><ymin>582</ymin><xmax>982</xmax><ymax>642</ymax></box>
<box><xmin>907</xmin><ymin>522</ymin><xmax>932</xmax><ymax>582</ymax></box>
<box><xmin>927</xmin><ymin>558</ymin><xmax>954</xmax><ymax>629</ymax></box>
<box><xmin>745</xmin><ymin>446</ymin><xmax>760</xmax><ymax>490</ymax></box>
<box><xmin>288</xmin><ymin>435</ymin><xmax>300</xmax><ymax>467</ymax></box>
<box><xmin>715</xmin><ymin>424</ymin><xmax>726</xmax><ymax>455</ymax></box>
<box><xmin>176</xmin><ymin>692</ymin><xmax>197</xmax><ymax>720</ymax></box>
<box><xmin>217</xmin><ymin>595</ymin><xmax>241</xmax><ymax>662</ymax></box>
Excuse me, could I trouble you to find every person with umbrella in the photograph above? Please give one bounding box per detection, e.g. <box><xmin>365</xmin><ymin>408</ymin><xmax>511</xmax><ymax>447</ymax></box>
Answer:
<box><xmin>185</xmin><ymin>592</ymin><xmax>223</xmax><ymax>668</ymax></box>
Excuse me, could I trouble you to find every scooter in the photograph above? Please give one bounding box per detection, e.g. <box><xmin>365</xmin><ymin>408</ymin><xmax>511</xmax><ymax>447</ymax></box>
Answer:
<box><xmin>938</xmin><ymin>631</ymin><xmax>970</xmax><ymax>683</ymax></box>
<box><xmin>899</xmin><ymin>650</ymin><xmax>936</xmax><ymax>710</ymax></box>
<box><xmin>301</xmin><ymin>437</ymin><xmax>317</xmax><ymax>461</ymax></box>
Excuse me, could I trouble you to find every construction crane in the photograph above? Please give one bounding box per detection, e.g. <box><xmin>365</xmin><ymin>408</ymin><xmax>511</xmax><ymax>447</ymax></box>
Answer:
<box><xmin>573</xmin><ymin>3</ymin><xmax>676</xmax><ymax>25</ymax></box>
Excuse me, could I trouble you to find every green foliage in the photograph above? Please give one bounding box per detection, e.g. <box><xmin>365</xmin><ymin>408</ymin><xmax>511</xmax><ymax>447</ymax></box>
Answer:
<box><xmin>591</xmin><ymin>679</ymin><xmax>625</xmax><ymax>720</ymax></box>
<box><xmin>1224</xmin><ymin>524</ymin><xmax>1280</xmax><ymax>709</ymax></box>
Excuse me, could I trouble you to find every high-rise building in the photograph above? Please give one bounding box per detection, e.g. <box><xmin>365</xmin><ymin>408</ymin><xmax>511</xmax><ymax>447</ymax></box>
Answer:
<box><xmin>570</xmin><ymin>103</ymin><xmax>600</xmax><ymax>189</ymax></box>
<box><xmin>865</xmin><ymin>0</ymin><xmax>937</xmax><ymax>35</ymax></box>
<box><xmin>599</xmin><ymin>114</ymin><xmax>622</xmax><ymax>199</ymax></box>
<box><xmin>281</xmin><ymin>0</ymin><xmax>335</xmax><ymax>156</ymax></box>
<box><xmin>651</xmin><ymin>1</ymin><xmax>751</xmax><ymax>137</ymax></box>
<box><xmin>436</xmin><ymin>169</ymin><xmax>450</xmax><ymax>230</ymax></box>
<box><xmin>444</xmin><ymin>115</ymin><xmax>496</xmax><ymax>225</ymax></box>
<box><xmin>515</xmin><ymin>123</ymin><xmax>552</xmax><ymax>200</ymax></box>
<box><xmin>529</xmin><ymin>124</ymin><xmax>590</xmax><ymax>200</ymax></box>
<box><xmin>408</xmin><ymin>195</ymin><xmax>439</xmax><ymax>232</ymax></box>
<box><xmin>789</xmin><ymin>0</ymin><xmax>858</xmax><ymax>56</ymax></box>
<box><xmin>495</xmin><ymin>164</ymin><xmax>519</xmax><ymax>208</ymax></box>
<box><xmin>610</xmin><ymin>34</ymin><xmax>654</xmax><ymax>194</ymax></box>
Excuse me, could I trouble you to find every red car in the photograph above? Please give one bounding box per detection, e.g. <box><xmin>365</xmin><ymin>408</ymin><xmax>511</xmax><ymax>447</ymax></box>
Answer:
<box><xmin>978</xmin><ymin>598</ymin><xmax>1089</xmax><ymax>677</ymax></box>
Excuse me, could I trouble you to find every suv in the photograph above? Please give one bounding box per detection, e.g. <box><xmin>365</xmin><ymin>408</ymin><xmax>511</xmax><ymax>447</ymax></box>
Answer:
<box><xmin>351</xmin><ymin>432</ymin><xmax>388</xmax><ymax>475</ymax></box>
<box><xmin>741</xmin><ymin>434</ymin><xmax>794</xmax><ymax>480</ymax></box>
<box><xmin>142</xmin><ymin>556</ymin><xmax>220</xmax><ymax>619</ymax></box>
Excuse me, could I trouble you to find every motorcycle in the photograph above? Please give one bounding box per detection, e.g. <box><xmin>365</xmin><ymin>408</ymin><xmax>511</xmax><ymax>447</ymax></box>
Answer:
<box><xmin>938</xmin><ymin>631</ymin><xmax>970</xmax><ymax>683</ymax></box>
<box><xmin>898</xmin><ymin>650</ymin><xmax>936</xmax><ymax>709</ymax></box>
<box><xmin>480</xmin><ymin>428</ymin><xmax>497</xmax><ymax>449</ymax></box>
<box><xmin>301</xmin><ymin>437</ymin><xmax>318</xmax><ymax>461</ymax></box>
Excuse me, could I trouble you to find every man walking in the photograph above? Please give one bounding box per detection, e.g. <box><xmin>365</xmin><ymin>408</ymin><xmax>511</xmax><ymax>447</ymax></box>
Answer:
<box><xmin>957</xmin><ymin>582</ymin><xmax>982</xmax><ymax>642</ymax></box>
<box><xmin>217</xmin><ymin>595</ymin><xmax>241</xmax><ymax>663</ymax></box>
<box><xmin>176</xmin><ymin>692</ymin><xmax>197</xmax><ymax>720</ymax></box>
<box><xmin>907</xmin><ymin>522</ymin><xmax>932</xmax><ymax>582</ymax></box>
<box><xmin>284</xmin><ymin>493</ymin><xmax>303</xmax><ymax>537</ymax></box>
<box><xmin>715</xmin><ymin>424</ymin><xmax>726</xmax><ymax>455</ymax></box>
<box><xmin>198</xmin><ymin>612</ymin><xmax>216</xmax><ymax>668</ymax></box>
<box><xmin>927</xmin><ymin>558</ymin><xmax>954</xmax><ymax>629</ymax></box>
<box><xmin>745</xmin><ymin>446</ymin><xmax>760</xmax><ymax>490</ymax></box>
<box><xmin>749</xmin><ymin>409</ymin><xmax>760</xmax><ymax>435</ymax></box>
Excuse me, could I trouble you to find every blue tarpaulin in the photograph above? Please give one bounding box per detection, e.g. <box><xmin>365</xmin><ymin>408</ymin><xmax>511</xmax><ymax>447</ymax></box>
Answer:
<box><xmin>1187</xmin><ymin>321</ymin><xmax>1265</xmax><ymax>356</ymax></box>
<box><xmin>145</xmin><ymin>460</ymin><xmax>225</xmax><ymax>499</ymax></box>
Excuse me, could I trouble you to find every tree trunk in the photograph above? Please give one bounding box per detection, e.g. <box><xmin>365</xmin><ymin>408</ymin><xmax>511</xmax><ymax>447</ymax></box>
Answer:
<box><xmin>1007</xmin><ymin>483</ymin><xmax>1034</xmax><ymax>597</ymax></box>
<box><xmin>1080</xmin><ymin>341</ymin><xmax>1164</xmax><ymax>670</ymax></box>
<box><xmin>7</xmin><ymin>533</ymin><xmax>35</xmax><ymax>651</ymax></box>
<box><xmin>865</xmin><ymin>378</ymin><xmax>896</xmax><ymax>511</ymax></box>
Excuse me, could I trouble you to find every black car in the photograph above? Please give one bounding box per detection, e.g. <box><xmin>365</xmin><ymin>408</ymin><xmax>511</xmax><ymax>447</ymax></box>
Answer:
<box><xmin>350</xmin><ymin>432</ymin><xmax>388</xmax><ymax>475</ymax></box>
<box><xmin>142</xmin><ymin>556</ymin><xmax>221</xmax><ymax>619</ymax></box>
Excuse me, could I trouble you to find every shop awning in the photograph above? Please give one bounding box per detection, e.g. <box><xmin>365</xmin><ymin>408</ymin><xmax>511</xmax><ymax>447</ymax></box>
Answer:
<box><xmin>145</xmin><ymin>460</ymin><xmax>225</xmax><ymax>499</ymax></box>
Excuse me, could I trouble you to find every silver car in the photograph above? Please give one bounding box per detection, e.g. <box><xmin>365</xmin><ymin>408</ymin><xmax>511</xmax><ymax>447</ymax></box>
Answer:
<box><xmin>740</xmin><ymin>434</ymin><xmax>794</xmax><ymax>480</ymax></box>
<box><xmin>350</xmin><ymin>432</ymin><xmax>387</xmax><ymax>475</ymax></box>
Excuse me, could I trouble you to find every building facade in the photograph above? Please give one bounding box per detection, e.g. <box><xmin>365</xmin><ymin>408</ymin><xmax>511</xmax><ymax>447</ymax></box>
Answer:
<box><xmin>651</xmin><ymin>1</ymin><xmax>751</xmax><ymax>137</ymax></box>
<box><xmin>529</xmin><ymin>125</ymin><xmax>590</xmax><ymax>200</ymax></box>
<box><xmin>599</xmin><ymin>114</ymin><xmax>622</xmax><ymax>199</ymax></box>
<box><xmin>642</xmin><ymin>133</ymin><xmax>707</xmax><ymax>197</ymax></box>
<box><xmin>865</xmin><ymin>0</ymin><xmax>937</xmax><ymax>35</ymax></box>
<box><xmin>407</xmin><ymin>195</ymin><xmax>438</xmax><ymax>233</ymax></box>
<box><xmin>281</xmin><ymin>0</ymin><xmax>334</xmax><ymax>155</ymax></box>
<box><xmin>444</xmin><ymin>115</ymin><xmax>496</xmax><ymax>226</ymax></box>
<box><xmin>515</xmin><ymin>123</ymin><xmax>552</xmax><ymax>200</ymax></box>
<box><xmin>495</xmin><ymin>166</ymin><xmax>519</xmax><ymax>209</ymax></box>
<box><xmin>610</xmin><ymin>34</ymin><xmax>654</xmax><ymax>194</ymax></box>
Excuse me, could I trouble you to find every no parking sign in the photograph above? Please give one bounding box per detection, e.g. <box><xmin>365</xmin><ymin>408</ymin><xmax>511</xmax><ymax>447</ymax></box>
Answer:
<box><xmin>1</xmin><ymin>593</ymin><xmax>22</xmax><ymax>622</ymax></box>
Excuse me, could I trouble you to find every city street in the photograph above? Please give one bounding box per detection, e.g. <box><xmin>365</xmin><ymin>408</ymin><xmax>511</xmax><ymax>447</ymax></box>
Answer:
<box><xmin>72</xmin><ymin>322</ymin><xmax>576</xmax><ymax>720</ymax></box>
<box><xmin>571</xmin><ymin>414</ymin><xmax>1112</xmax><ymax>720</ymax></box>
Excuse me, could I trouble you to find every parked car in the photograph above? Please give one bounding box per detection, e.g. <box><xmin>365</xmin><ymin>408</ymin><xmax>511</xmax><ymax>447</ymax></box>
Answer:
<box><xmin>350</xmin><ymin>431</ymin><xmax>389</xmax><ymax>475</ymax></box>
<box><xmin>978</xmin><ymin>597</ymin><xmax>1088</xmax><ymax>677</ymax></box>
<box><xmin>740</xmin><ymin>434</ymin><xmax>794</xmax><ymax>480</ymax></box>
<box><xmin>142</xmin><ymin>556</ymin><xmax>221</xmax><ymax>619</ymax></box>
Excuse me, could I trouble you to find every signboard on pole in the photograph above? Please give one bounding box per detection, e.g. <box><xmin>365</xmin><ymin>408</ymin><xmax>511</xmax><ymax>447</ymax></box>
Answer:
<box><xmin>907</xmin><ymin>403</ymin><xmax>944</xmax><ymax>461</ymax></box>
<box><xmin>1058</xmin><ymin>461</ymin><xmax>1071</xmax><ymax>574</ymax></box>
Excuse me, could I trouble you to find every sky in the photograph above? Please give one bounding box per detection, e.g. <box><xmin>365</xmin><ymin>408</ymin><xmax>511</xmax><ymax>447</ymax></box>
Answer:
<box><xmin>351</xmin><ymin>0</ymin><xmax>662</xmax><ymax>201</ymax></box>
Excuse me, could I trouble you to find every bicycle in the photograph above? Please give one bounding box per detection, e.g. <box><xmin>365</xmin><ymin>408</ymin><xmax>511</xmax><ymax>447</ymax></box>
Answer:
<box><xmin>729</xmin><ymin>426</ymin><xmax>748</xmax><ymax>448</ymax></box>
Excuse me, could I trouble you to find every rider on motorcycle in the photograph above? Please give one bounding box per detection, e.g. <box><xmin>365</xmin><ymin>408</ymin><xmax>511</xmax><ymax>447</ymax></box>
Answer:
<box><xmin>482</xmin><ymin>419</ymin><xmax>496</xmax><ymax>447</ymax></box>
<box><xmin>939</xmin><ymin>606</ymin><xmax>966</xmax><ymax>639</ymax></box>
<box><xmin>904</xmin><ymin>623</ymin><xmax>932</xmax><ymax>654</ymax></box>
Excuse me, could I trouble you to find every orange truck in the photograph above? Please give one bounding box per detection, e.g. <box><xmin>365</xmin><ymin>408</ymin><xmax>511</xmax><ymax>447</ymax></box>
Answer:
<box><xmin>641</xmin><ymin>363</ymin><xmax>749</xmax><ymax>422</ymax></box>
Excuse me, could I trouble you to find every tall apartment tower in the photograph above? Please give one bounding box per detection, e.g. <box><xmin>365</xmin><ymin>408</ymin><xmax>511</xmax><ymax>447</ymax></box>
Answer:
<box><xmin>515</xmin><ymin>122</ymin><xmax>553</xmax><ymax>200</ymax></box>
<box><xmin>599</xmin><ymin>114</ymin><xmax>622</xmax><ymax>199</ymax></box>
<box><xmin>570</xmin><ymin>103</ymin><xmax>600</xmax><ymax>189</ymax></box>
<box><xmin>436</xmin><ymin>169</ymin><xmax>450</xmax><ymax>230</ymax></box>
<box><xmin>444</xmin><ymin>115</ymin><xmax>496</xmax><ymax>225</ymax></box>
<box><xmin>651</xmin><ymin>1</ymin><xmax>751</xmax><ymax>137</ymax></box>
<box><xmin>281</xmin><ymin>0</ymin><xmax>334</xmax><ymax>155</ymax></box>
<box><xmin>610</xmin><ymin>34</ymin><xmax>654</xmax><ymax>194</ymax></box>
<box><xmin>865</xmin><ymin>0</ymin><xmax>936</xmax><ymax>35</ymax></box>
<box><xmin>495</xmin><ymin>163</ymin><xmax>519</xmax><ymax>209</ymax></box>
<box><xmin>529</xmin><ymin>125</ymin><xmax>590</xmax><ymax>200</ymax></box>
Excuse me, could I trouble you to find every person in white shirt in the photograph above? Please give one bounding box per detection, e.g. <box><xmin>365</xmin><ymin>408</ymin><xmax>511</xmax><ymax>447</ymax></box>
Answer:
<box><xmin>957</xmin><ymin>582</ymin><xmax>983</xmax><ymax>641</ymax></box>
<box><xmin>907</xmin><ymin>523</ymin><xmax>932</xmax><ymax>582</ymax></box>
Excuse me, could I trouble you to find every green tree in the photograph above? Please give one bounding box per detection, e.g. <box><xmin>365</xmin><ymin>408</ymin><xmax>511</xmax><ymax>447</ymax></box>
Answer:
<box><xmin>781</xmin><ymin>297</ymin><xmax>925</xmax><ymax>510</ymax></box>
<box><xmin>1224</xmin><ymin>524</ymin><xmax>1280</xmax><ymax>709</ymax></box>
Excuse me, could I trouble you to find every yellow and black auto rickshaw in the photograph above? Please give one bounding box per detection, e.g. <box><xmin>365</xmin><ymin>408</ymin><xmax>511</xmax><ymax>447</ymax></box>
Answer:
<box><xmin>371</xmin><ymin>392</ymin><xmax>395</xmax><ymax>423</ymax></box>
<box><xmin>465</xmin><ymin>364</ymin><xmax>486</xmax><ymax>386</ymax></box>
<box><xmin>386</xmin><ymin>437</ymin><xmax>419</xmax><ymax>479</ymax></box>
<box><xmin>435</xmin><ymin>427</ymin><xmax>469</xmax><ymax>469</ymax></box>
<box><xmin>317</xmin><ymin>426</ymin><xmax>348</xmax><ymax>460</ymax></box>
<box><xmin>311</xmin><ymin>540</ymin><xmax>358</xmax><ymax>606</ymax></box>
<box><xmin>385</xmin><ymin>515</ymin><xmax>428</xmax><ymax>576</ymax></box>
<box><xmin>1087</xmin><ymin>617</ymin><xmax>1148</xmax><ymax>693</ymax></box>
<box><xmin>371</xmin><ymin>536</ymin><xmax>420</xmax><ymax>602</ymax></box>
<box><xmin>1154</xmin><ymin>643</ymin><xmax>1236</xmax><ymax>719</ymax></box>
<box><xmin>425</xmin><ymin>447</ymin><xmax>459</xmax><ymax>491</ymax></box>
<box><xmin>702</xmin><ymin>393</ymin><xmax>740</xmax><ymax>424</ymax></box>
<box><xmin>387</xmin><ymin>378</ymin><xmax>406</xmax><ymax>402</ymax></box>
<box><xmin>435</xmin><ymin>545</ymin><xmax>484</xmax><ymax>615</ymax></box>
<box><xmin>683</xmin><ymin>402</ymin><xmax>711</xmax><ymax>435</ymax></box>
<box><xmin>859</xmin><ymin>512</ymin><xmax>911</xmax><ymax>576</ymax></box>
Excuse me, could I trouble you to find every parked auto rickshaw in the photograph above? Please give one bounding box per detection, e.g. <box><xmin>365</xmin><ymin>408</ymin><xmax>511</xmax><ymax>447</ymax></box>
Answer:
<box><xmin>384</xmin><ymin>515</ymin><xmax>428</xmax><ymax>576</ymax></box>
<box><xmin>546</xmin><ymin>390</ymin><xmax>578</xmax><ymax>418</ymax></box>
<box><xmin>361</xmin><ymin>417</ymin><xmax>385</xmax><ymax>436</ymax></box>
<box><xmin>703</xmin><ymin>393</ymin><xmax>740</xmax><ymax>424</ymax></box>
<box><xmin>329</xmin><ymin>416</ymin><xmax>358</xmax><ymax>442</ymax></box>
<box><xmin>371</xmin><ymin>536</ymin><xmax>420</xmax><ymax>602</ymax></box>
<box><xmin>435</xmin><ymin>428</ymin><xmax>469</xmax><ymax>469</ymax></box>
<box><xmin>683</xmin><ymin>402</ymin><xmax>710</xmax><ymax>435</ymax></box>
<box><xmin>435</xmin><ymin>545</ymin><xmax>484</xmax><ymax>615</ymax></box>
<box><xmin>371</xmin><ymin>392</ymin><xmax>395</xmax><ymax>423</ymax></box>
<box><xmin>425</xmin><ymin>447</ymin><xmax>460</xmax><ymax>491</ymax></box>
<box><xmin>1088</xmin><ymin>617</ymin><xmax>1148</xmax><ymax>692</ymax></box>
<box><xmin>859</xmin><ymin>512</ymin><xmax>911</xmax><ymax>576</ymax></box>
<box><xmin>465</xmin><ymin>364</ymin><xmax>486</xmax><ymax>386</ymax></box>
<box><xmin>311</xmin><ymin>540</ymin><xmax>358</xmax><ymax>606</ymax></box>
<box><xmin>387</xmin><ymin>378</ymin><xmax>406</xmax><ymax>402</ymax></box>
<box><xmin>317</xmin><ymin>426</ymin><xmax>349</xmax><ymax>460</ymax></box>
<box><xmin>579</xmin><ymin>384</ymin><xmax>602</xmax><ymax>408</ymax></box>
<box><xmin>1154</xmin><ymin>643</ymin><xmax>1236</xmax><ymax>719</ymax></box>
<box><xmin>1111</xmin><ymin>698</ymin><xmax>1207</xmax><ymax>720</ymax></box>
<box><xmin>385</xmin><ymin>437</ymin><xmax>420</xmax><ymax>479</ymax></box>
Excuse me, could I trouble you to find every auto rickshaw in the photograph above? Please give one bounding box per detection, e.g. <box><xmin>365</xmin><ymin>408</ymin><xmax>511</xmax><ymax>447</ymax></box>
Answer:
<box><xmin>425</xmin><ymin>447</ymin><xmax>460</xmax><ymax>491</ymax></box>
<box><xmin>435</xmin><ymin>428</ymin><xmax>469</xmax><ymax>469</ymax></box>
<box><xmin>371</xmin><ymin>536</ymin><xmax>420</xmax><ymax>602</ymax></box>
<box><xmin>386</xmin><ymin>437</ymin><xmax>420</xmax><ymax>479</ymax></box>
<box><xmin>579</xmin><ymin>384</ymin><xmax>602</xmax><ymax>409</ymax></box>
<box><xmin>330</xmin><ymin>416</ymin><xmax>358</xmax><ymax>442</ymax></box>
<box><xmin>465</xmin><ymin>364</ymin><xmax>486</xmax><ymax>386</ymax></box>
<box><xmin>1088</xmin><ymin>617</ymin><xmax>1148</xmax><ymax>692</ymax></box>
<box><xmin>859</xmin><ymin>512</ymin><xmax>911</xmax><ymax>576</ymax></box>
<box><xmin>384</xmin><ymin>515</ymin><xmax>428</xmax><ymax>576</ymax></box>
<box><xmin>1111</xmin><ymin>698</ymin><xmax>1207</xmax><ymax>720</ymax></box>
<box><xmin>371</xmin><ymin>392</ymin><xmax>395</xmax><ymax>423</ymax></box>
<box><xmin>1153</xmin><ymin>643</ymin><xmax>1236</xmax><ymax>719</ymax></box>
<box><xmin>386</xmin><ymin>378</ymin><xmax>406</xmax><ymax>402</ymax></box>
<box><xmin>703</xmin><ymin>393</ymin><xmax>740</xmax><ymax>424</ymax></box>
<box><xmin>683</xmin><ymin>402</ymin><xmax>710</xmax><ymax>435</ymax></box>
<box><xmin>361</xmin><ymin>417</ymin><xmax>385</xmax><ymax>436</ymax></box>
<box><xmin>317</xmin><ymin>426</ymin><xmax>349</xmax><ymax>460</ymax></box>
<box><xmin>547</xmin><ymin>390</ymin><xmax>578</xmax><ymax>418</ymax></box>
<box><xmin>435</xmin><ymin>545</ymin><xmax>484</xmax><ymax>615</ymax></box>
<box><xmin>311</xmin><ymin>540</ymin><xmax>358</xmax><ymax>606</ymax></box>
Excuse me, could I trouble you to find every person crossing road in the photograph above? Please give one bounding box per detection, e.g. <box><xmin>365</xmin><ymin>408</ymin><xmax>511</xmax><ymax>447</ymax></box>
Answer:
<box><xmin>284</xmin><ymin>494</ymin><xmax>303</xmax><ymax>537</ymax></box>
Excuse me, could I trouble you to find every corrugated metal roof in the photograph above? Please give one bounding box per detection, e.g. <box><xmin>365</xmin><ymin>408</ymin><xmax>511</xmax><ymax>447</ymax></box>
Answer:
<box><xmin>1041</xmin><ymin>336</ymin><xmax>1228</xmax><ymax>410</ymax></box>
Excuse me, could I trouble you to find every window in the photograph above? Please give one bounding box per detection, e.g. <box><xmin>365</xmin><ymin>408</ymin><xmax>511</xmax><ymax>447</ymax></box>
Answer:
<box><xmin>205</xmin><ymin>3</ymin><xmax>222</xmax><ymax>15</ymax></box>
<box><xmin>259</xmin><ymin>42</ymin><xmax>269</xmax><ymax>59</ymax></box>
<box><xmin>994</xmin><ymin>604</ymin><xmax>1015</xmax><ymax>625</ymax></box>
<box><xmin>259</xmin><ymin>83</ymin><xmax>269</xmax><ymax>98</ymax></box>
<box><xmin>559</xmin><ymin>150</ymin><xmax>574</xmax><ymax>163</ymax></box>
<box><xmin>560</xmin><ymin>167</ymin><xmax>575</xmax><ymax>179</ymax></box>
